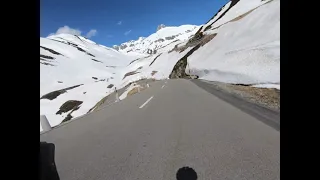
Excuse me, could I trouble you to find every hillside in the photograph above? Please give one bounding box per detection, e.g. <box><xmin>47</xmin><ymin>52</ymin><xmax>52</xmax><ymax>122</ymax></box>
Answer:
<box><xmin>40</xmin><ymin>0</ymin><xmax>279</xmax><ymax>131</ymax></box>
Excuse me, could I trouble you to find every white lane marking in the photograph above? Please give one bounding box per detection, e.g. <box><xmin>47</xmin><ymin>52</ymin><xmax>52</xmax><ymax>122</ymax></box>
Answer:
<box><xmin>139</xmin><ymin>96</ymin><xmax>154</xmax><ymax>109</ymax></box>
<box><xmin>161</xmin><ymin>85</ymin><xmax>165</xmax><ymax>89</ymax></box>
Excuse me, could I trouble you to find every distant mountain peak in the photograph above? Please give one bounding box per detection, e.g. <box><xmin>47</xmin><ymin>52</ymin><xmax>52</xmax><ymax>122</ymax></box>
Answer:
<box><xmin>113</xmin><ymin>25</ymin><xmax>199</xmax><ymax>54</ymax></box>
<box><xmin>156</xmin><ymin>24</ymin><xmax>166</xmax><ymax>32</ymax></box>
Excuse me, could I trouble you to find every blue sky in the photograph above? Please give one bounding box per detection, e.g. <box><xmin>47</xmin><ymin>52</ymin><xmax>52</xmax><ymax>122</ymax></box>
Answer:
<box><xmin>40</xmin><ymin>0</ymin><xmax>228</xmax><ymax>46</ymax></box>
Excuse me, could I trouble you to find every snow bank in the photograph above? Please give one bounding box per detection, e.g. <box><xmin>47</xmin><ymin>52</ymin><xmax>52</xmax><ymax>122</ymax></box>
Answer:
<box><xmin>252</xmin><ymin>84</ymin><xmax>280</xmax><ymax>90</ymax></box>
<box><xmin>188</xmin><ymin>0</ymin><xmax>280</xmax><ymax>85</ymax></box>
<box><xmin>206</xmin><ymin>0</ymin><xmax>270</xmax><ymax>30</ymax></box>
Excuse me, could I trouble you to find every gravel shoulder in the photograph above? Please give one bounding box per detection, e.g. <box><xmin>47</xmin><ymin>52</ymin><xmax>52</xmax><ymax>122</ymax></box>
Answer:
<box><xmin>191</xmin><ymin>79</ymin><xmax>280</xmax><ymax>131</ymax></box>
<box><xmin>197</xmin><ymin>80</ymin><xmax>280</xmax><ymax>111</ymax></box>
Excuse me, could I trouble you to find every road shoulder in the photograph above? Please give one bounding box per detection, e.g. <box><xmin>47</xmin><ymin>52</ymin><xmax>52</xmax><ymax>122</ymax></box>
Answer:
<box><xmin>191</xmin><ymin>79</ymin><xmax>280</xmax><ymax>131</ymax></box>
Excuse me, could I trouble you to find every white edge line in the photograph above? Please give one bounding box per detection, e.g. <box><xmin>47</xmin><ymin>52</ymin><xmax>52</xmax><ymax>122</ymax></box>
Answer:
<box><xmin>139</xmin><ymin>96</ymin><xmax>154</xmax><ymax>109</ymax></box>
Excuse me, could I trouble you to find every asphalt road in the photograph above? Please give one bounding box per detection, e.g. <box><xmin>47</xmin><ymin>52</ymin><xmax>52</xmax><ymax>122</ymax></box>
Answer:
<box><xmin>40</xmin><ymin>79</ymin><xmax>280</xmax><ymax>180</ymax></box>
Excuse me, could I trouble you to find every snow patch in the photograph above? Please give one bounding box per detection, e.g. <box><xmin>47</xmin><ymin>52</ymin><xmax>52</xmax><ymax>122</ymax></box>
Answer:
<box><xmin>252</xmin><ymin>84</ymin><xmax>280</xmax><ymax>90</ymax></box>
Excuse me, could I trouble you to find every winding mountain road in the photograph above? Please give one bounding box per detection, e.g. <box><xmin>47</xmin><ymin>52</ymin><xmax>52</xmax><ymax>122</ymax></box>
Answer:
<box><xmin>40</xmin><ymin>79</ymin><xmax>280</xmax><ymax>180</ymax></box>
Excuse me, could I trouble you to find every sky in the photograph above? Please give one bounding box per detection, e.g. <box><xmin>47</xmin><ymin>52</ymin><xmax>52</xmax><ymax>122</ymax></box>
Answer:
<box><xmin>40</xmin><ymin>0</ymin><xmax>229</xmax><ymax>46</ymax></box>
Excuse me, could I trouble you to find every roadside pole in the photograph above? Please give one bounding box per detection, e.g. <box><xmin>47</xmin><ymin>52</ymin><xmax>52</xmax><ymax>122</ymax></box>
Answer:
<box><xmin>40</xmin><ymin>115</ymin><xmax>52</xmax><ymax>132</ymax></box>
<box><xmin>115</xmin><ymin>87</ymin><xmax>120</xmax><ymax>102</ymax></box>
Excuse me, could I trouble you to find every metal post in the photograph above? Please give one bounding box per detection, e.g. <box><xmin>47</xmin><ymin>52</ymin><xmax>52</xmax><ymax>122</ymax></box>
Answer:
<box><xmin>40</xmin><ymin>115</ymin><xmax>52</xmax><ymax>132</ymax></box>
<box><xmin>115</xmin><ymin>87</ymin><xmax>120</xmax><ymax>102</ymax></box>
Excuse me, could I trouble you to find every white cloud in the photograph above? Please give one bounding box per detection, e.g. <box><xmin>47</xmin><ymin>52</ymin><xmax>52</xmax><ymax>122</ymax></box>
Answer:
<box><xmin>124</xmin><ymin>30</ymin><xmax>132</xmax><ymax>36</ymax></box>
<box><xmin>117</xmin><ymin>21</ymin><xmax>122</xmax><ymax>25</ymax></box>
<box><xmin>48</xmin><ymin>26</ymin><xmax>98</xmax><ymax>39</ymax></box>
<box><xmin>86</xmin><ymin>29</ymin><xmax>97</xmax><ymax>38</ymax></box>
<box><xmin>49</xmin><ymin>26</ymin><xmax>82</xmax><ymax>36</ymax></box>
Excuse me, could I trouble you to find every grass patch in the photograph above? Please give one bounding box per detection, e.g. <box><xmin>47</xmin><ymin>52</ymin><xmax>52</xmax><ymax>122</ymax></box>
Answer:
<box><xmin>40</xmin><ymin>84</ymin><xmax>83</xmax><ymax>100</ymax></box>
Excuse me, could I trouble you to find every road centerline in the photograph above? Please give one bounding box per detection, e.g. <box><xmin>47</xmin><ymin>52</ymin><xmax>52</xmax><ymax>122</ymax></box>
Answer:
<box><xmin>139</xmin><ymin>96</ymin><xmax>154</xmax><ymax>109</ymax></box>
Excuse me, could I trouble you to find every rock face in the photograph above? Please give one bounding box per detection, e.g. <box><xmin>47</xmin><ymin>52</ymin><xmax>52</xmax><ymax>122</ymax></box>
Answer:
<box><xmin>156</xmin><ymin>24</ymin><xmax>166</xmax><ymax>31</ymax></box>
<box><xmin>165</xmin><ymin>35</ymin><xmax>177</xmax><ymax>40</ymax></box>
<box><xmin>120</xmin><ymin>44</ymin><xmax>128</xmax><ymax>50</ymax></box>
<box><xmin>112</xmin><ymin>45</ymin><xmax>120</xmax><ymax>51</ymax></box>
<box><xmin>169</xmin><ymin>44</ymin><xmax>201</xmax><ymax>79</ymax></box>
<box><xmin>40</xmin><ymin>84</ymin><xmax>83</xmax><ymax>100</ymax></box>
<box><xmin>56</xmin><ymin>100</ymin><xmax>83</xmax><ymax>115</ymax></box>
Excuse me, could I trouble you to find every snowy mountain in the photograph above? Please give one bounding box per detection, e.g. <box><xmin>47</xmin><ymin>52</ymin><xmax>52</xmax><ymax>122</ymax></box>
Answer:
<box><xmin>112</xmin><ymin>24</ymin><xmax>199</xmax><ymax>54</ymax></box>
<box><xmin>40</xmin><ymin>0</ymin><xmax>279</xmax><ymax>131</ymax></box>
<box><xmin>185</xmin><ymin>0</ymin><xmax>280</xmax><ymax>85</ymax></box>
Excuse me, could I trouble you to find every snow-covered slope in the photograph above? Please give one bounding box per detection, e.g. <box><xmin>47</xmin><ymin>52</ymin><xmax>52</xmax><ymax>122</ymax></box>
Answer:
<box><xmin>186</xmin><ymin>0</ymin><xmax>279</xmax><ymax>85</ymax></box>
<box><xmin>113</xmin><ymin>24</ymin><xmax>200</xmax><ymax>54</ymax></box>
<box><xmin>40</xmin><ymin>34</ymin><xmax>142</xmax><ymax>131</ymax></box>
<box><xmin>40</xmin><ymin>0</ymin><xmax>279</xmax><ymax>131</ymax></box>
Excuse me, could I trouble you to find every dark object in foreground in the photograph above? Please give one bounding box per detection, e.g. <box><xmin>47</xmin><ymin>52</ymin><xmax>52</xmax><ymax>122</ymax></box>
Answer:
<box><xmin>40</xmin><ymin>142</ymin><xmax>60</xmax><ymax>180</ymax></box>
<box><xmin>176</xmin><ymin>166</ymin><xmax>197</xmax><ymax>180</ymax></box>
